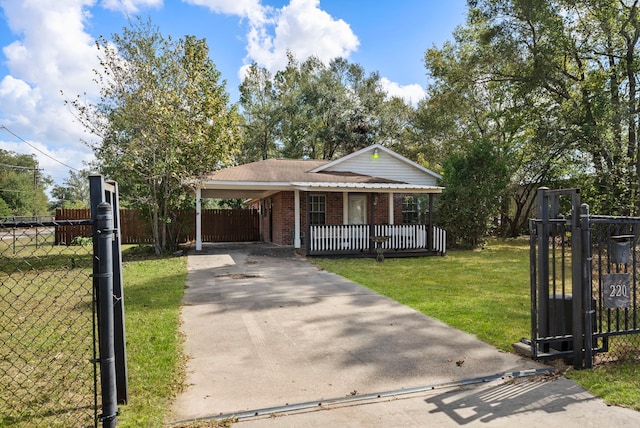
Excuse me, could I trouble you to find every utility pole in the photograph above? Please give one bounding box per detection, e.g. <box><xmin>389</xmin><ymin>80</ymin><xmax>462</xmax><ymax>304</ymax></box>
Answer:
<box><xmin>32</xmin><ymin>161</ymin><xmax>41</xmax><ymax>216</ymax></box>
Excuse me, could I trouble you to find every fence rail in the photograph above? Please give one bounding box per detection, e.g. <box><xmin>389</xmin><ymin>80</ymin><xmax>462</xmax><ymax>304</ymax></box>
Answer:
<box><xmin>308</xmin><ymin>224</ymin><xmax>447</xmax><ymax>256</ymax></box>
<box><xmin>55</xmin><ymin>208</ymin><xmax>259</xmax><ymax>245</ymax></box>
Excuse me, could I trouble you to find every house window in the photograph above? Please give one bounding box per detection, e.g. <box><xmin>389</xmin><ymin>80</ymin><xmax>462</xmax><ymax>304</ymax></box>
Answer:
<box><xmin>309</xmin><ymin>195</ymin><xmax>326</xmax><ymax>225</ymax></box>
<box><xmin>402</xmin><ymin>195</ymin><xmax>429</xmax><ymax>224</ymax></box>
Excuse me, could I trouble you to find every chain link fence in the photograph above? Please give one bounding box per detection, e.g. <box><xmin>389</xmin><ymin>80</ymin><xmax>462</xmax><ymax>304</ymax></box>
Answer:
<box><xmin>0</xmin><ymin>223</ymin><xmax>97</xmax><ymax>427</ymax></box>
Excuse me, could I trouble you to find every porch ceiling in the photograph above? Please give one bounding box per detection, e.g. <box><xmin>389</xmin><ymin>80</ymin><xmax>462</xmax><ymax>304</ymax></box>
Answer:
<box><xmin>290</xmin><ymin>182</ymin><xmax>443</xmax><ymax>193</ymax></box>
<box><xmin>199</xmin><ymin>188</ymin><xmax>278</xmax><ymax>199</ymax></box>
<box><xmin>197</xmin><ymin>180</ymin><xmax>442</xmax><ymax>199</ymax></box>
<box><xmin>198</xmin><ymin>182</ymin><xmax>289</xmax><ymax>199</ymax></box>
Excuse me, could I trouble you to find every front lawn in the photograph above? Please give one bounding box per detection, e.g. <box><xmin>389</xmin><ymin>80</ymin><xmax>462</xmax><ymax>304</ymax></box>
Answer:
<box><xmin>312</xmin><ymin>237</ymin><xmax>640</xmax><ymax>411</ymax></box>
<box><xmin>116</xmin><ymin>247</ymin><xmax>187</xmax><ymax>427</ymax></box>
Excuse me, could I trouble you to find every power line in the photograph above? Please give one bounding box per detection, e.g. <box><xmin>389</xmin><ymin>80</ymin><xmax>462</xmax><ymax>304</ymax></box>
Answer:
<box><xmin>0</xmin><ymin>124</ymin><xmax>79</xmax><ymax>172</ymax></box>
<box><xmin>0</xmin><ymin>162</ymin><xmax>38</xmax><ymax>171</ymax></box>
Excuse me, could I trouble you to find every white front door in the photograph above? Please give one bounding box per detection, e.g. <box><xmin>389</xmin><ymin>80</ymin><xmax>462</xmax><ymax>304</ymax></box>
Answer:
<box><xmin>348</xmin><ymin>194</ymin><xmax>367</xmax><ymax>224</ymax></box>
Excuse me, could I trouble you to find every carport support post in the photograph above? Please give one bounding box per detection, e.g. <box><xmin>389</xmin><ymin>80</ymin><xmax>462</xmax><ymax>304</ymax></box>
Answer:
<box><xmin>294</xmin><ymin>190</ymin><xmax>301</xmax><ymax>248</ymax></box>
<box><xmin>428</xmin><ymin>194</ymin><xmax>434</xmax><ymax>252</ymax></box>
<box><xmin>196</xmin><ymin>186</ymin><xmax>202</xmax><ymax>251</ymax></box>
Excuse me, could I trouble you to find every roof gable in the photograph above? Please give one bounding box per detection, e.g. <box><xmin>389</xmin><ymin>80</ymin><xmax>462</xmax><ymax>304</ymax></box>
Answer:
<box><xmin>310</xmin><ymin>144</ymin><xmax>441</xmax><ymax>186</ymax></box>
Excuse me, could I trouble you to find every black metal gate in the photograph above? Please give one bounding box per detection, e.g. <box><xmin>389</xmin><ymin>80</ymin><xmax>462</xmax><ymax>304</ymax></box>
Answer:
<box><xmin>529</xmin><ymin>187</ymin><xmax>640</xmax><ymax>369</ymax></box>
<box><xmin>0</xmin><ymin>175</ymin><xmax>127</xmax><ymax>427</ymax></box>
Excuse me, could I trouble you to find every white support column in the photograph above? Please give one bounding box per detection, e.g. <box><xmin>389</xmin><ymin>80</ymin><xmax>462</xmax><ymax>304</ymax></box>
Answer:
<box><xmin>196</xmin><ymin>186</ymin><xmax>202</xmax><ymax>251</ymax></box>
<box><xmin>388</xmin><ymin>192</ymin><xmax>394</xmax><ymax>225</ymax></box>
<box><xmin>343</xmin><ymin>191</ymin><xmax>349</xmax><ymax>224</ymax></box>
<box><xmin>294</xmin><ymin>190</ymin><xmax>301</xmax><ymax>248</ymax></box>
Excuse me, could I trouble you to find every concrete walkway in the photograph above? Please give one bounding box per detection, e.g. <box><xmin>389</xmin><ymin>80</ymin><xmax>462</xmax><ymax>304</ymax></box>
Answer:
<box><xmin>169</xmin><ymin>243</ymin><xmax>640</xmax><ymax>427</ymax></box>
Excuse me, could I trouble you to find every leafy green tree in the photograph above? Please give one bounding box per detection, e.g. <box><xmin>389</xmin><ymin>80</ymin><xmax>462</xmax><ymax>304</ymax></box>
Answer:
<box><xmin>239</xmin><ymin>64</ymin><xmax>280</xmax><ymax>162</ymax></box>
<box><xmin>0</xmin><ymin>149</ymin><xmax>50</xmax><ymax>216</ymax></box>
<box><xmin>240</xmin><ymin>53</ymin><xmax>412</xmax><ymax>161</ymax></box>
<box><xmin>436</xmin><ymin>139</ymin><xmax>509</xmax><ymax>247</ymax></box>
<box><xmin>68</xmin><ymin>17</ymin><xmax>241</xmax><ymax>253</ymax></box>
<box><xmin>50</xmin><ymin>169</ymin><xmax>91</xmax><ymax>209</ymax></box>
<box><xmin>417</xmin><ymin>0</ymin><xmax>640</xmax><ymax>236</ymax></box>
<box><xmin>0</xmin><ymin>197</ymin><xmax>10</xmax><ymax>216</ymax></box>
<box><xmin>457</xmin><ymin>0</ymin><xmax>640</xmax><ymax>216</ymax></box>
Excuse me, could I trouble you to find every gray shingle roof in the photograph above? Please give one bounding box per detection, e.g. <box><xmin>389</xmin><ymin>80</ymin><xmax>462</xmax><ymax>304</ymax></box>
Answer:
<box><xmin>202</xmin><ymin>158</ymin><xmax>403</xmax><ymax>184</ymax></box>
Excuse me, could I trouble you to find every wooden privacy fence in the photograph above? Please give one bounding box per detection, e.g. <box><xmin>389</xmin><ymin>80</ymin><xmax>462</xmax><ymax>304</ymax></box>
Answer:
<box><xmin>187</xmin><ymin>209</ymin><xmax>260</xmax><ymax>243</ymax></box>
<box><xmin>55</xmin><ymin>208</ymin><xmax>259</xmax><ymax>245</ymax></box>
<box><xmin>55</xmin><ymin>209</ymin><xmax>93</xmax><ymax>245</ymax></box>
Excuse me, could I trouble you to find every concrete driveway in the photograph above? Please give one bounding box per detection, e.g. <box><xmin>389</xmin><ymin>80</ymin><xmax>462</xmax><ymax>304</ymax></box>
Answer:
<box><xmin>169</xmin><ymin>243</ymin><xmax>640</xmax><ymax>427</ymax></box>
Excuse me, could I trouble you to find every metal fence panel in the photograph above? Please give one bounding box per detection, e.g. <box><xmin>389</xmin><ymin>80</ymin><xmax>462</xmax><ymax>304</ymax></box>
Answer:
<box><xmin>529</xmin><ymin>187</ymin><xmax>640</xmax><ymax>368</ymax></box>
<box><xmin>0</xmin><ymin>224</ymin><xmax>97</xmax><ymax>427</ymax></box>
<box><xmin>589</xmin><ymin>216</ymin><xmax>640</xmax><ymax>364</ymax></box>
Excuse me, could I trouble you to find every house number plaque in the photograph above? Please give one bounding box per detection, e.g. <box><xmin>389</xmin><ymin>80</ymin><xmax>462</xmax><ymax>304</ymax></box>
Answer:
<box><xmin>603</xmin><ymin>273</ymin><xmax>631</xmax><ymax>309</ymax></box>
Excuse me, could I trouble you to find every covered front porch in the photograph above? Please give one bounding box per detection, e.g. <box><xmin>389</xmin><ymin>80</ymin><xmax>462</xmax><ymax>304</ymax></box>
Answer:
<box><xmin>194</xmin><ymin>185</ymin><xmax>447</xmax><ymax>257</ymax></box>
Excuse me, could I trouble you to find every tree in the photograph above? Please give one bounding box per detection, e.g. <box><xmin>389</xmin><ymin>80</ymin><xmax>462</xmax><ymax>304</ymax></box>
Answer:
<box><xmin>416</xmin><ymin>0</ymin><xmax>640</xmax><ymax>237</ymax></box>
<box><xmin>0</xmin><ymin>149</ymin><xmax>50</xmax><ymax>216</ymax></box>
<box><xmin>68</xmin><ymin>17</ymin><xmax>241</xmax><ymax>253</ymax></box>
<box><xmin>239</xmin><ymin>64</ymin><xmax>280</xmax><ymax>162</ymax></box>
<box><xmin>239</xmin><ymin>54</ymin><xmax>410</xmax><ymax>161</ymax></box>
<box><xmin>456</xmin><ymin>0</ymin><xmax>640</xmax><ymax>216</ymax></box>
<box><xmin>436</xmin><ymin>139</ymin><xmax>509</xmax><ymax>247</ymax></box>
<box><xmin>50</xmin><ymin>169</ymin><xmax>91</xmax><ymax>209</ymax></box>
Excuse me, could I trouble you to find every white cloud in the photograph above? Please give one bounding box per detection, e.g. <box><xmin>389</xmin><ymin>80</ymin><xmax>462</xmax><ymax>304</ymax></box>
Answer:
<box><xmin>246</xmin><ymin>0</ymin><xmax>359</xmax><ymax>74</ymax></box>
<box><xmin>182</xmin><ymin>0</ymin><xmax>268</xmax><ymax>24</ymax></box>
<box><xmin>187</xmin><ymin>0</ymin><xmax>359</xmax><ymax>80</ymax></box>
<box><xmin>0</xmin><ymin>0</ymin><xmax>424</xmax><ymax>189</ymax></box>
<box><xmin>101</xmin><ymin>0</ymin><xmax>162</xmax><ymax>14</ymax></box>
<box><xmin>380</xmin><ymin>77</ymin><xmax>426</xmax><ymax>105</ymax></box>
<box><xmin>0</xmin><ymin>0</ymin><xmax>101</xmax><ymax>187</ymax></box>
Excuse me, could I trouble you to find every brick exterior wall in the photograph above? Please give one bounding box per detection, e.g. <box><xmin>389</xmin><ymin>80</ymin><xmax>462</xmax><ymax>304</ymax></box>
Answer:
<box><xmin>261</xmin><ymin>191</ymin><xmax>427</xmax><ymax>245</ymax></box>
<box><xmin>394</xmin><ymin>193</ymin><xmax>405</xmax><ymax>224</ymax></box>
<box><xmin>270</xmin><ymin>192</ymin><xmax>292</xmax><ymax>245</ymax></box>
<box><xmin>326</xmin><ymin>193</ymin><xmax>344</xmax><ymax>225</ymax></box>
<box><xmin>372</xmin><ymin>193</ymin><xmax>390</xmax><ymax>224</ymax></box>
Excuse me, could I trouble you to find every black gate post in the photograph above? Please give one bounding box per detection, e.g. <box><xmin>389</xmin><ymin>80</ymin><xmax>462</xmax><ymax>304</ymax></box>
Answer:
<box><xmin>581</xmin><ymin>204</ymin><xmax>594</xmax><ymax>368</ymax></box>
<box><xmin>95</xmin><ymin>202</ymin><xmax>118</xmax><ymax>427</ymax></box>
<box><xmin>104</xmin><ymin>181</ymin><xmax>128</xmax><ymax>404</ymax></box>
<box><xmin>536</xmin><ymin>187</ymin><xmax>551</xmax><ymax>352</ymax></box>
<box><xmin>90</xmin><ymin>175</ymin><xmax>128</xmax><ymax>404</ymax></box>
<box><xmin>570</xmin><ymin>192</ymin><xmax>584</xmax><ymax>369</ymax></box>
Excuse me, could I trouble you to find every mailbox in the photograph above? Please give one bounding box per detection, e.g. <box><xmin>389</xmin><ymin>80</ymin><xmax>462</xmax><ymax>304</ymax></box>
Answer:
<box><xmin>610</xmin><ymin>235</ymin><xmax>634</xmax><ymax>264</ymax></box>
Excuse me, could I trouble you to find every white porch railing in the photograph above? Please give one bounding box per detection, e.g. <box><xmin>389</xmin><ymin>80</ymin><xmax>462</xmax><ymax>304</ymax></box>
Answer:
<box><xmin>309</xmin><ymin>224</ymin><xmax>370</xmax><ymax>252</ymax></box>
<box><xmin>308</xmin><ymin>224</ymin><xmax>446</xmax><ymax>255</ymax></box>
<box><xmin>432</xmin><ymin>226</ymin><xmax>447</xmax><ymax>255</ymax></box>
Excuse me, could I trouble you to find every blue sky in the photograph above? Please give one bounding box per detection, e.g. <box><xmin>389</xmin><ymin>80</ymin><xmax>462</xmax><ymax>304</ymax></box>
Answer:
<box><xmin>0</xmin><ymin>0</ymin><xmax>467</xmax><ymax>189</ymax></box>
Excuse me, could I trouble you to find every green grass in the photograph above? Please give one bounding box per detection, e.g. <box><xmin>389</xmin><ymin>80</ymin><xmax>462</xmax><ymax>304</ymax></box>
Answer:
<box><xmin>314</xmin><ymin>238</ymin><xmax>532</xmax><ymax>352</ymax></box>
<box><xmin>313</xmin><ymin>237</ymin><xmax>640</xmax><ymax>411</ymax></box>
<box><xmin>116</xmin><ymin>247</ymin><xmax>187</xmax><ymax>427</ymax></box>
<box><xmin>566</xmin><ymin>360</ymin><xmax>640</xmax><ymax>409</ymax></box>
